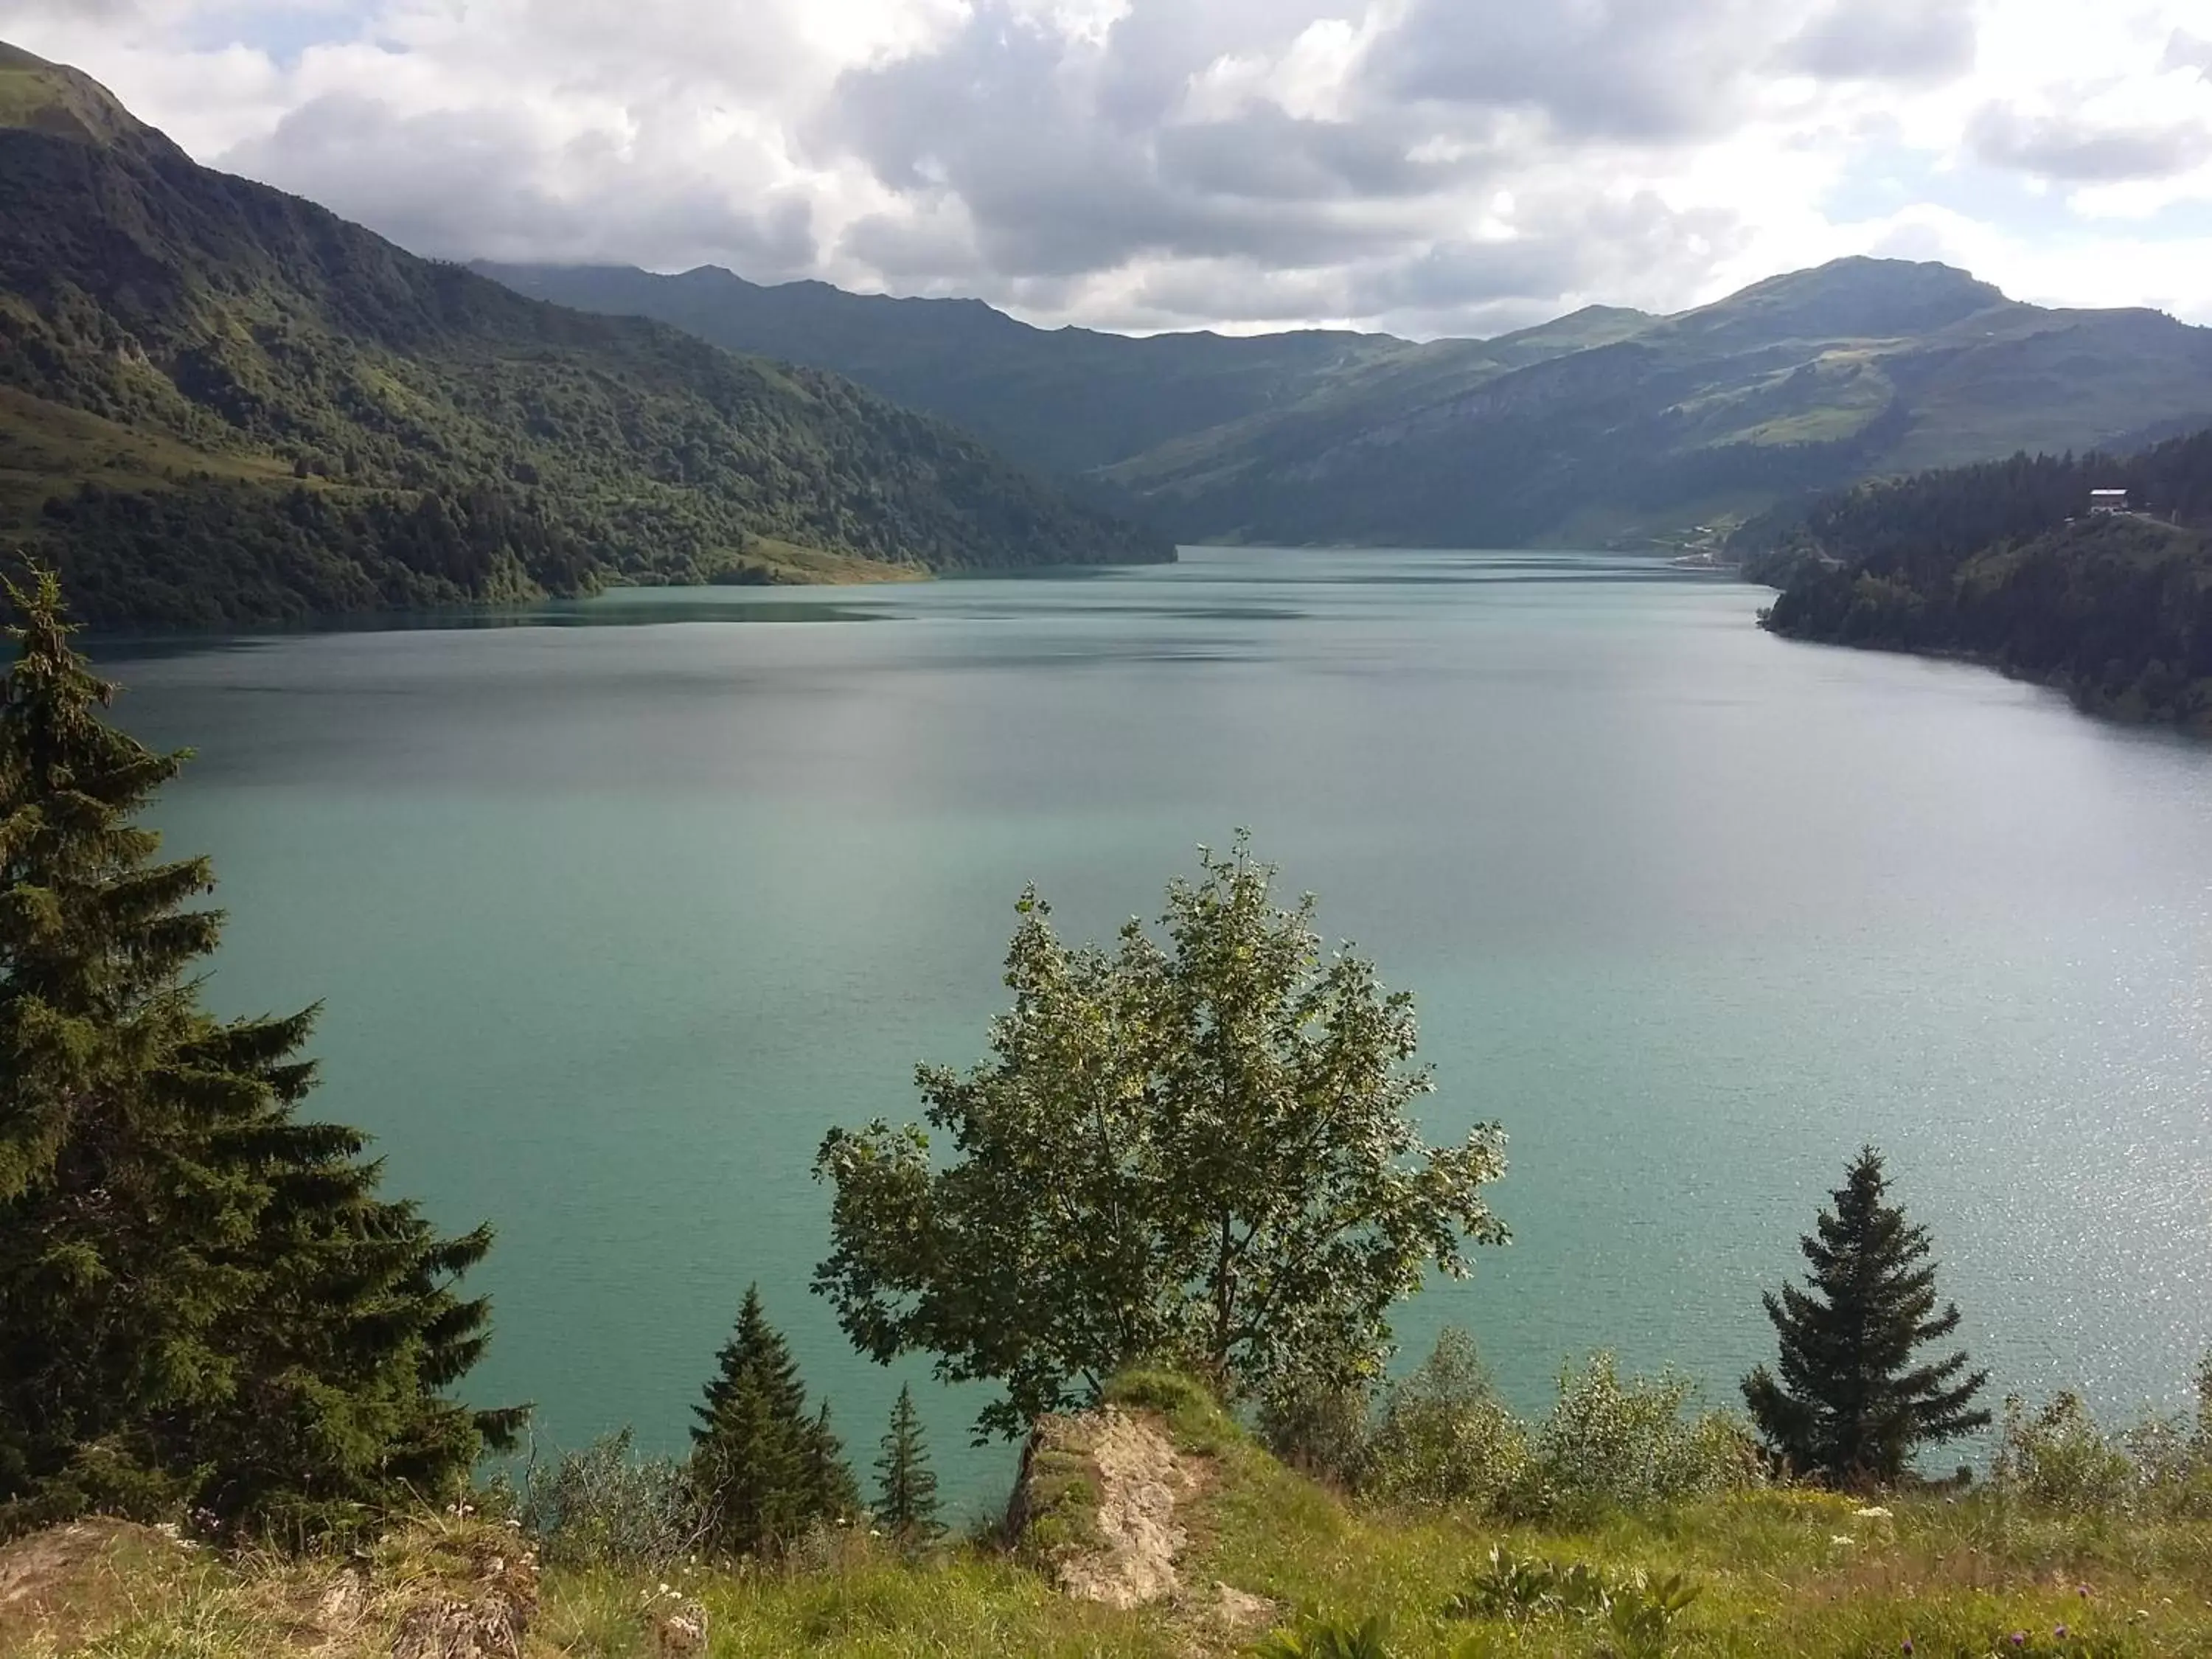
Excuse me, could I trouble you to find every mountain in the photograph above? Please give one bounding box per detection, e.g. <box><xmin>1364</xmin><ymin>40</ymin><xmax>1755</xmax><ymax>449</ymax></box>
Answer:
<box><xmin>472</xmin><ymin>260</ymin><xmax>1416</xmax><ymax>479</ymax></box>
<box><xmin>1749</xmin><ymin>429</ymin><xmax>2212</xmax><ymax>728</ymax></box>
<box><xmin>0</xmin><ymin>44</ymin><xmax>1169</xmax><ymax>627</ymax></box>
<box><xmin>483</xmin><ymin>255</ymin><xmax>2212</xmax><ymax>552</ymax></box>
<box><xmin>1099</xmin><ymin>259</ymin><xmax>2212</xmax><ymax>547</ymax></box>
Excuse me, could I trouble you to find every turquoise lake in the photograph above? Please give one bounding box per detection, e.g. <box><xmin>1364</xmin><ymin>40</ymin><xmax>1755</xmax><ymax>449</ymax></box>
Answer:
<box><xmin>99</xmin><ymin>546</ymin><xmax>2212</xmax><ymax>1512</ymax></box>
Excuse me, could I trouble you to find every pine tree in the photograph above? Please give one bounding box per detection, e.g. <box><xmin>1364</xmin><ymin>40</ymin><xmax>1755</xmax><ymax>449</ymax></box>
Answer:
<box><xmin>872</xmin><ymin>1383</ymin><xmax>942</xmax><ymax>1545</ymax></box>
<box><xmin>1742</xmin><ymin>1146</ymin><xmax>1991</xmax><ymax>1485</ymax></box>
<box><xmin>690</xmin><ymin>1284</ymin><xmax>853</xmax><ymax>1555</ymax></box>
<box><xmin>0</xmin><ymin>569</ymin><xmax>515</xmax><ymax>1537</ymax></box>
<box><xmin>804</xmin><ymin>1401</ymin><xmax>861</xmax><ymax>1523</ymax></box>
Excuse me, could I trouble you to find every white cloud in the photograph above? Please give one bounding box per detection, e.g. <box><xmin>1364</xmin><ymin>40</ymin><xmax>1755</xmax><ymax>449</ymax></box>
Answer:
<box><xmin>3</xmin><ymin>0</ymin><xmax>2211</xmax><ymax>331</ymax></box>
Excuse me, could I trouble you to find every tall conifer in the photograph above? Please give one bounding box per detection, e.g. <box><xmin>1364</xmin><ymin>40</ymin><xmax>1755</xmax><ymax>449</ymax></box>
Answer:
<box><xmin>0</xmin><ymin>569</ymin><xmax>515</xmax><ymax>1537</ymax></box>
<box><xmin>690</xmin><ymin>1284</ymin><xmax>854</xmax><ymax>1555</ymax></box>
<box><xmin>872</xmin><ymin>1383</ymin><xmax>942</xmax><ymax>1544</ymax></box>
<box><xmin>805</xmin><ymin>1401</ymin><xmax>861</xmax><ymax>1523</ymax></box>
<box><xmin>1742</xmin><ymin>1146</ymin><xmax>1990</xmax><ymax>1485</ymax></box>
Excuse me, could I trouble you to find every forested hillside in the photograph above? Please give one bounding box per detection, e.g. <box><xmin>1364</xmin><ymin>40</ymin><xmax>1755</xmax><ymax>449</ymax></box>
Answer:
<box><xmin>473</xmin><ymin>260</ymin><xmax>1414</xmax><ymax>480</ymax></box>
<box><xmin>0</xmin><ymin>44</ymin><xmax>1169</xmax><ymax>627</ymax></box>
<box><xmin>1747</xmin><ymin>431</ymin><xmax>2212</xmax><ymax>727</ymax></box>
<box><xmin>481</xmin><ymin>255</ymin><xmax>2212</xmax><ymax>552</ymax></box>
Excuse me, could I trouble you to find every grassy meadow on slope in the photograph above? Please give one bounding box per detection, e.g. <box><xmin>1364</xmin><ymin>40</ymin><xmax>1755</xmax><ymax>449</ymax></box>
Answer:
<box><xmin>10</xmin><ymin>1368</ymin><xmax>2211</xmax><ymax>1658</ymax></box>
<box><xmin>0</xmin><ymin>43</ymin><xmax>1167</xmax><ymax>627</ymax></box>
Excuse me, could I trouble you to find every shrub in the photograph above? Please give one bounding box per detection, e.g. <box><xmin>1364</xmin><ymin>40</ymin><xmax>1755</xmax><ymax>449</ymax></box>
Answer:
<box><xmin>1992</xmin><ymin>1393</ymin><xmax>2137</xmax><ymax>1513</ymax></box>
<box><xmin>1259</xmin><ymin>1375</ymin><xmax>1374</xmax><ymax>1486</ymax></box>
<box><xmin>1442</xmin><ymin>1545</ymin><xmax>1699</xmax><ymax>1659</ymax></box>
<box><xmin>1360</xmin><ymin>1329</ymin><xmax>1530</xmax><ymax>1511</ymax></box>
<box><xmin>1250</xmin><ymin>1613</ymin><xmax>1395</xmax><ymax>1658</ymax></box>
<box><xmin>515</xmin><ymin>1429</ymin><xmax>710</xmax><ymax>1569</ymax></box>
<box><xmin>1528</xmin><ymin>1353</ymin><xmax>1761</xmax><ymax>1518</ymax></box>
<box><xmin>1993</xmin><ymin>1355</ymin><xmax>2212</xmax><ymax>1520</ymax></box>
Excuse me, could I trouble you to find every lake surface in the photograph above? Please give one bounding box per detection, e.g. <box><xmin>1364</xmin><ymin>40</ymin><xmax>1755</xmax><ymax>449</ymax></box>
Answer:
<box><xmin>100</xmin><ymin>547</ymin><xmax>2212</xmax><ymax>1510</ymax></box>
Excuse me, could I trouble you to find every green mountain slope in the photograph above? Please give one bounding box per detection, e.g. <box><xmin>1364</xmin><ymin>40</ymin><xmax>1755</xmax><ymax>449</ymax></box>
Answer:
<box><xmin>472</xmin><ymin>260</ymin><xmax>1416</xmax><ymax>479</ymax></box>
<box><xmin>1099</xmin><ymin>259</ymin><xmax>2212</xmax><ymax>548</ymax></box>
<box><xmin>0</xmin><ymin>43</ymin><xmax>1169</xmax><ymax>627</ymax></box>
<box><xmin>1750</xmin><ymin>430</ymin><xmax>2212</xmax><ymax>728</ymax></box>
<box><xmin>485</xmin><ymin>252</ymin><xmax>2212</xmax><ymax>552</ymax></box>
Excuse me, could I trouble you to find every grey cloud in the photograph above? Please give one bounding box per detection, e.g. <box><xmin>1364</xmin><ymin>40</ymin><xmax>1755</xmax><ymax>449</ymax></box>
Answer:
<box><xmin>1968</xmin><ymin>102</ymin><xmax>2212</xmax><ymax>183</ymax></box>
<box><xmin>1366</xmin><ymin>0</ymin><xmax>1775</xmax><ymax>142</ymax></box>
<box><xmin>0</xmin><ymin>0</ymin><xmax>142</xmax><ymax>21</ymax></box>
<box><xmin>1351</xmin><ymin>193</ymin><xmax>1746</xmax><ymax>323</ymax></box>
<box><xmin>1154</xmin><ymin>108</ymin><xmax>1482</xmax><ymax>201</ymax></box>
<box><xmin>1783</xmin><ymin>0</ymin><xmax>1976</xmax><ymax>83</ymax></box>
<box><xmin>818</xmin><ymin>4</ymin><xmax>1437</xmax><ymax>279</ymax></box>
<box><xmin>222</xmin><ymin>93</ymin><xmax>816</xmax><ymax>274</ymax></box>
<box><xmin>2166</xmin><ymin>30</ymin><xmax>2212</xmax><ymax>80</ymax></box>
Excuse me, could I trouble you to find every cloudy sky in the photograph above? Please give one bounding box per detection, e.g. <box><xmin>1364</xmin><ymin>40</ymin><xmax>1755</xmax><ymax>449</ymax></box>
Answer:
<box><xmin>7</xmin><ymin>0</ymin><xmax>2212</xmax><ymax>336</ymax></box>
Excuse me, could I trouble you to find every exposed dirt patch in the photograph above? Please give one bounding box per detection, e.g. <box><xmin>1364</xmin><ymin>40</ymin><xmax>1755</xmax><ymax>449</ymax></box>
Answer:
<box><xmin>1012</xmin><ymin>1406</ymin><xmax>1204</xmax><ymax>1610</ymax></box>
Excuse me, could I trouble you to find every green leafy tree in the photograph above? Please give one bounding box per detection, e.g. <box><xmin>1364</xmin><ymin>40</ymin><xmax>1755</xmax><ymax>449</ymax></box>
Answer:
<box><xmin>0</xmin><ymin>569</ymin><xmax>515</xmax><ymax>1537</ymax></box>
<box><xmin>1742</xmin><ymin>1146</ymin><xmax>1991</xmax><ymax>1485</ymax></box>
<box><xmin>872</xmin><ymin>1383</ymin><xmax>942</xmax><ymax>1544</ymax></box>
<box><xmin>689</xmin><ymin>1284</ymin><xmax>854</xmax><ymax>1555</ymax></box>
<box><xmin>814</xmin><ymin>836</ymin><xmax>1509</xmax><ymax>1439</ymax></box>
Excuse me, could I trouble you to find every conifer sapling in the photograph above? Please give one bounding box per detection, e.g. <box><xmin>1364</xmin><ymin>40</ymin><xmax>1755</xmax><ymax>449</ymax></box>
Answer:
<box><xmin>873</xmin><ymin>1382</ymin><xmax>942</xmax><ymax>1545</ymax></box>
<box><xmin>1742</xmin><ymin>1145</ymin><xmax>1990</xmax><ymax>1485</ymax></box>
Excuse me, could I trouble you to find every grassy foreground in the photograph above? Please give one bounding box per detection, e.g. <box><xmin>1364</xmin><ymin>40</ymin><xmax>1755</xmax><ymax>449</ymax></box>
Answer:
<box><xmin>7</xmin><ymin>1388</ymin><xmax>2208</xmax><ymax>1659</ymax></box>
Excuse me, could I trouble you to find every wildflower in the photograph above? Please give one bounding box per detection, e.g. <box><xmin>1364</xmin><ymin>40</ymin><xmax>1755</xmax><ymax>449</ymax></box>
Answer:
<box><xmin>1853</xmin><ymin>1505</ymin><xmax>1893</xmax><ymax>1519</ymax></box>
<box><xmin>2009</xmin><ymin>1634</ymin><xmax>2026</xmax><ymax>1646</ymax></box>
<box><xmin>1901</xmin><ymin>1641</ymin><xmax>1913</xmax><ymax>1655</ymax></box>
<box><xmin>1829</xmin><ymin>1534</ymin><xmax>1856</xmax><ymax>1545</ymax></box>
<box><xmin>2055</xmin><ymin>1626</ymin><xmax>2067</xmax><ymax>1638</ymax></box>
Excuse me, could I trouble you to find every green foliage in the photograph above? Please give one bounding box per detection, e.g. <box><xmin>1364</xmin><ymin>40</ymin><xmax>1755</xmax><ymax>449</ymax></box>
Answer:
<box><xmin>1531</xmin><ymin>1354</ymin><xmax>1760</xmax><ymax>1519</ymax></box>
<box><xmin>813</xmin><ymin>835</ymin><xmax>1510</xmax><ymax>1439</ymax></box>
<box><xmin>0</xmin><ymin>575</ymin><xmax>509</xmax><ymax>1548</ymax></box>
<box><xmin>1258</xmin><ymin>1373</ymin><xmax>1374</xmax><ymax>1488</ymax></box>
<box><xmin>0</xmin><ymin>570</ymin><xmax>511</xmax><ymax>1539</ymax></box>
<box><xmin>872</xmin><ymin>1384</ymin><xmax>942</xmax><ymax>1546</ymax></box>
<box><xmin>1744</xmin><ymin>1147</ymin><xmax>1991</xmax><ymax>1486</ymax></box>
<box><xmin>1444</xmin><ymin>1546</ymin><xmax>1610</xmax><ymax>1621</ymax></box>
<box><xmin>1250</xmin><ymin>1612</ymin><xmax>1396</xmax><ymax>1658</ymax></box>
<box><xmin>1992</xmin><ymin>1360</ymin><xmax>2212</xmax><ymax>1520</ymax></box>
<box><xmin>1751</xmin><ymin>431</ymin><xmax>2212</xmax><ymax>726</ymax></box>
<box><xmin>1346</xmin><ymin>1332</ymin><xmax>1756</xmax><ymax>1520</ymax></box>
<box><xmin>1443</xmin><ymin>1547</ymin><xmax>1699</xmax><ymax>1658</ymax></box>
<box><xmin>1360</xmin><ymin>1329</ymin><xmax>1528</xmax><ymax>1511</ymax></box>
<box><xmin>515</xmin><ymin>1427</ymin><xmax>709</xmax><ymax>1569</ymax></box>
<box><xmin>688</xmin><ymin>1284</ymin><xmax>858</xmax><ymax>1558</ymax></box>
<box><xmin>0</xmin><ymin>61</ymin><xmax>1169</xmax><ymax>626</ymax></box>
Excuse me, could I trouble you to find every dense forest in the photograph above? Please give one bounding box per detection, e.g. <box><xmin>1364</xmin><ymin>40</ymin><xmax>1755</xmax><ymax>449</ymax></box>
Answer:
<box><xmin>0</xmin><ymin>44</ymin><xmax>1169</xmax><ymax>627</ymax></box>
<box><xmin>1742</xmin><ymin>430</ymin><xmax>2212</xmax><ymax>727</ymax></box>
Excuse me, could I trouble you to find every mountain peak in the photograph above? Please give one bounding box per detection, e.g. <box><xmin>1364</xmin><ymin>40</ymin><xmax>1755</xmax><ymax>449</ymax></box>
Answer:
<box><xmin>0</xmin><ymin>41</ymin><xmax>159</xmax><ymax>151</ymax></box>
<box><xmin>1673</xmin><ymin>256</ymin><xmax>2010</xmax><ymax>344</ymax></box>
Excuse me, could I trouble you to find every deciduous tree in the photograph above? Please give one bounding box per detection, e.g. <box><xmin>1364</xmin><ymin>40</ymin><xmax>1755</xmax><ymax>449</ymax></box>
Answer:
<box><xmin>814</xmin><ymin>836</ymin><xmax>1509</xmax><ymax>1439</ymax></box>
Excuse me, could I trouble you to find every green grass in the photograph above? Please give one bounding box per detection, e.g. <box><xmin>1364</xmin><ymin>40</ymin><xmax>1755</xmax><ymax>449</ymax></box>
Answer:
<box><xmin>7</xmin><ymin>1409</ymin><xmax>2210</xmax><ymax>1657</ymax></box>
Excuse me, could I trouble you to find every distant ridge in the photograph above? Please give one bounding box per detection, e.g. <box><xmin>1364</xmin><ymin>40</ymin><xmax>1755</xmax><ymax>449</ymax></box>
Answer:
<box><xmin>0</xmin><ymin>43</ymin><xmax>1170</xmax><ymax>626</ymax></box>
<box><xmin>481</xmin><ymin>255</ymin><xmax>2212</xmax><ymax>550</ymax></box>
